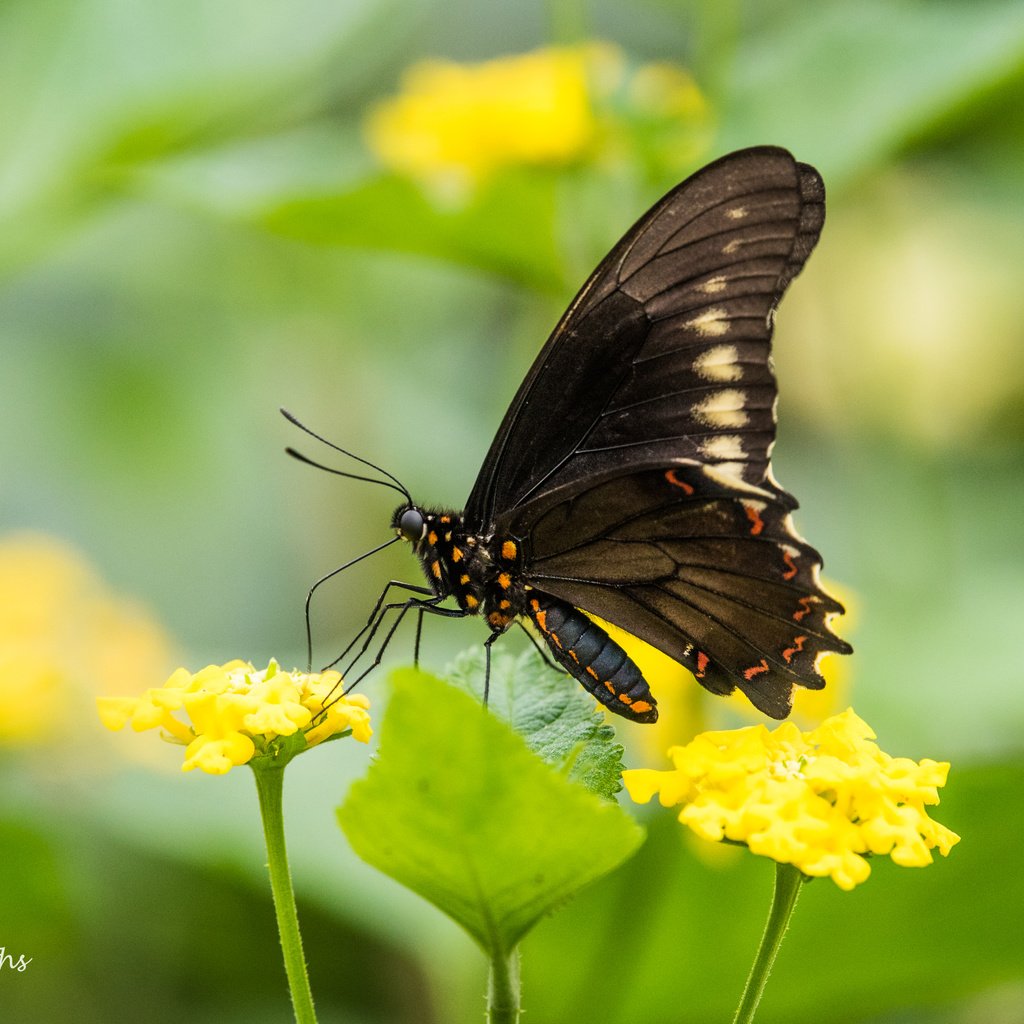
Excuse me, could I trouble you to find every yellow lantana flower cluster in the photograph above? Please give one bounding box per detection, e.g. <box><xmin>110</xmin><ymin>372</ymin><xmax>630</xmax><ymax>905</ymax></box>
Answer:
<box><xmin>623</xmin><ymin>709</ymin><xmax>959</xmax><ymax>890</ymax></box>
<box><xmin>0</xmin><ymin>532</ymin><xmax>172</xmax><ymax>746</ymax></box>
<box><xmin>98</xmin><ymin>660</ymin><xmax>371</xmax><ymax>775</ymax></box>
<box><xmin>365</xmin><ymin>43</ymin><xmax>708</xmax><ymax>194</ymax></box>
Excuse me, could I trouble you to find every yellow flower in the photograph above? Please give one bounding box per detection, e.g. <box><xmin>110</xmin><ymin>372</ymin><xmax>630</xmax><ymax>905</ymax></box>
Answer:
<box><xmin>97</xmin><ymin>659</ymin><xmax>372</xmax><ymax>775</ymax></box>
<box><xmin>623</xmin><ymin>709</ymin><xmax>959</xmax><ymax>890</ymax></box>
<box><xmin>0</xmin><ymin>532</ymin><xmax>172</xmax><ymax>746</ymax></box>
<box><xmin>365</xmin><ymin>43</ymin><xmax>709</xmax><ymax>196</ymax></box>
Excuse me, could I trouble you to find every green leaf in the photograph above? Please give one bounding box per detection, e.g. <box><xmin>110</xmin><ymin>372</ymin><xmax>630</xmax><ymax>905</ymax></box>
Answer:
<box><xmin>259</xmin><ymin>171</ymin><xmax>568</xmax><ymax>291</ymax></box>
<box><xmin>445</xmin><ymin>646</ymin><xmax>629</xmax><ymax>800</ymax></box>
<box><xmin>337</xmin><ymin>668</ymin><xmax>644</xmax><ymax>955</ymax></box>
<box><xmin>719</xmin><ymin>0</ymin><xmax>1024</xmax><ymax>184</ymax></box>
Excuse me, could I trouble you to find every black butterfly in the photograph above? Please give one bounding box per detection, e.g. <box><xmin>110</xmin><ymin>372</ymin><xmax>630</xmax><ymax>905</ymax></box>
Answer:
<box><xmin>290</xmin><ymin>146</ymin><xmax>851</xmax><ymax>723</ymax></box>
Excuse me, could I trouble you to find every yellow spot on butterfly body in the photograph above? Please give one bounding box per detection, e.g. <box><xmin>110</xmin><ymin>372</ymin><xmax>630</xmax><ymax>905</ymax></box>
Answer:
<box><xmin>604</xmin><ymin>681</ymin><xmax>615</xmax><ymax>693</ymax></box>
<box><xmin>444</xmin><ymin>531</ymin><xmax>452</xmax><ymax>542</ymax></box>
<box><xmin>499</xmin><ymin>599</ymin><xmax>511</xmax><ymax>610</ymax></box>
<box><xmin>460</xmin><ymin>574</ymin><xmax>471</xmax><ymax>585</ymax></box>
<box><xmin>684</xmin><ymin>307</ymin><xmax>730</xmax><ymax>337</ymax></box>
<box><xmin>501</xmin><ymin>540</ymin><xmax>517</xmax><ymax>560</ymax></box>
<box><xmin>465</xmin><ymin>594</ymin><xmax>479</xmax><ymax>609</ymax></box>
<box><xmin>694</xmin><ymin>344</ymin><xmax>742</xmax><ymax>382</ymax></box>
<box><xmin>439</xmin><ymin>515</ymin><xmax>451</xmax><ymax>523</ymax></box>
<box><xmin>694</xmin><ymin>389</ymin><xmax>749</xmax><ymax>428</ymax></box>
<box><xmin>498</xmin><ymin>572</ymin><xmax>511</xmax><ymax>589</ymax></box>
<box><xmin>586</xmin><ymin>666</ymin><xmax>598</xmax><ymax>680</ymax></box>
<box><xmin>431</xmin><ymin>561</ymin><xmax>442</xmax><ymax>578</ymax></box>
<box><xmin>452</xmin><ymin>546</ymin><xmax>464</xmax><ymax>562</ymax></box>
<box><xmin>427</xmin><ymin>531</ymin><xmax>438</xmax><ymax>546</ymax></box>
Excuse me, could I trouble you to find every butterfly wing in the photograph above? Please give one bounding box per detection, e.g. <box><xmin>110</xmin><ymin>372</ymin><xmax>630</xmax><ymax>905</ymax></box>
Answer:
<box><xmin>464</xmin><ymin>146</ymin><xmax>825</xmax><ymax>530</ymax></box>
<box><xmin>462</xmin><ymin>146</ymin><xmax>849</xmax><ymax>717</ymax></box>
<box><xmin>505</xmin><ymin>460</ymin><xmax>850</xmax><ymax>717</ymax></box>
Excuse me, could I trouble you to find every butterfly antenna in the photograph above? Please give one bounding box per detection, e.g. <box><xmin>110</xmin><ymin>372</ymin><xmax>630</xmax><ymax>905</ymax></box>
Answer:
<box><xmin>281</xmin><ymin>408</ymin><xmax>412</xmax><ymax>502</ymax></box>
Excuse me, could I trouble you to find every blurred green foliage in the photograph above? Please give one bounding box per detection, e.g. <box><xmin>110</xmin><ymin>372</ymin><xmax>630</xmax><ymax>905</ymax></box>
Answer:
<box><xmin>3</xmin><ymin>0</ymin><xmax>1023</xmax><ymax>1021</ymax></box>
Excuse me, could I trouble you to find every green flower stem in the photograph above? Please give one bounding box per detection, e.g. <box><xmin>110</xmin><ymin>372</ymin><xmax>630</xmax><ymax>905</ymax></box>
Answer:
<box><xmin>252</xmin><ymin>763</ymin><xmax>318</xmax><ymax>1024</ymax></box>
<box><xmin>487</xmin><ymin>946</ymin><xmax>521</xmax><ymax>1024</ymax></box>
<box><xmin>732</xmin><ymin>862</ymin><xmax>806</xmax><ymax>1024</ymax></box>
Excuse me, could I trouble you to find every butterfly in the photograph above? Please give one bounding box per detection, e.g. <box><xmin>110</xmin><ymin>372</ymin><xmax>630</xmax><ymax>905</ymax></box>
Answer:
<box><xmin>290</xmin><ymin>146</ymin><xmax>851</xmax><ymax>723</ymax></box>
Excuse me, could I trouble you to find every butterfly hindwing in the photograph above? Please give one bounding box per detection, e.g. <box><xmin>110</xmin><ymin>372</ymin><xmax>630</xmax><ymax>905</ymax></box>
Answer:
<box><xmin>511</xmin><ymin>462</ymin><xmax>848</xmax><ymax>716</ymax></box>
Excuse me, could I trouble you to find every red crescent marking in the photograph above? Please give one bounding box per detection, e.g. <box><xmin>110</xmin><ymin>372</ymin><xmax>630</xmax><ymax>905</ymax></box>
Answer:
<box><xmin>744</xmin><ymin>504</ymin><xmax>764</xmax><ymax>536</ymax></box>
<box><xmin>743</xmin><ymin>659</ymin><xmax>770</xmax><ymax>681</ymax></box>
<box><xmin>793</xmin><ymin>597</ymin><xmax>814</xmax><ymax>622</ymax></box>
<box><xmin>782</xmin><ymin>636</ymin><xmax>807</xmax><ymax>664</ymax></box>
<box><xmin>665</xmin><ymin>469</ymin><xmax>695</xmax><ymax>495</ymax></box>
<box><xmin>781</xmin><ymin>549</ymin><xmax>798</xmax><ymax>580</ymax></box>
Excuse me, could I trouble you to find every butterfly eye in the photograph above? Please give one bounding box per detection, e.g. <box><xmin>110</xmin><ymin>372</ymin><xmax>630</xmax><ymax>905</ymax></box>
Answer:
<box><xmin>398</xmin><ymin>508</ymin><xmax>426</xmax><ymax>543</ymax></box>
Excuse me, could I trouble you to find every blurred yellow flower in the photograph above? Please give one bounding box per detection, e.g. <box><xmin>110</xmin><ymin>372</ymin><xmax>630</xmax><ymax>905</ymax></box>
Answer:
<box><xmin>0</xmin><ymin>532</ymin><xmax>173</xmax><ymax>746</ymax></box>
<box><xmin>623</xmin><ymin>708</ymin><xmax>959</xmax><ymax>890</ymax></box>
<box><xmin>97</xmin><ymin>659</ymin><xmax>371</xmax><ymax>775</ymax></box>
<box><xmin>365</xmin><ymin>43</ymin><xmax>709</xmax><ymax>196</ymax></box>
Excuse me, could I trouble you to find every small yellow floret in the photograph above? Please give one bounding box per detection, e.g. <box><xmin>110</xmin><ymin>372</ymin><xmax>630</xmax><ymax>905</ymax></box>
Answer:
<box><xmin>623</xmin><ymin>708</ymin><xmax>959</xmax><ymax>890</ymax></box>
<box><xmin>97</xmin><ymin>659</ymin><xmax>372</xmax><ymax>775</ymax></box>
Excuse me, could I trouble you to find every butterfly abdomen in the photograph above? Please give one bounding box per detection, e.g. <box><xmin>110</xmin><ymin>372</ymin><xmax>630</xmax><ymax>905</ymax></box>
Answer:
<box><xmin>526</xmin><ymin>592</ymin><xmax>658</xmax><ymax>723</ymax></box>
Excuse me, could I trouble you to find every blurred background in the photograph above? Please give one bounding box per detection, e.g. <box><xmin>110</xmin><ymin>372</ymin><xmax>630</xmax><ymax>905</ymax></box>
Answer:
<box><xmin>2</xmin><ymin>0</ymin><xmax>1023</xmax><ymax>1020</ymax></box>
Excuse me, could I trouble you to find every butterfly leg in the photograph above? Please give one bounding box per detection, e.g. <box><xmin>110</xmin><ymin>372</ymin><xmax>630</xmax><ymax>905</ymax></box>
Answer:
<box><xmin>340</xmin><ymin>596</ymin><xmax>469</xmax><ymax>696</ymax></box>
<box><xmin>481</xmin><ymin>629</ymin><xmax>507</xmax><ymax>707</ymax></box>
<box><xmin>324</xmin><ymin>579</ymin><xmax>434</xmax><ymax>673</ymax></box>
<box><xmin>413</xmin><ymin>607</ymin><xmax>425</xmax><ymax>667</ymax></box>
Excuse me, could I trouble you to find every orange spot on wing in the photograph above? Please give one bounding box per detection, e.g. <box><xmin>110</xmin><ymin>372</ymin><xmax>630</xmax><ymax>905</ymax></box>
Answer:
<box><xmin>781</xmin><ymin>549</ymin><xmax>798</xmax><ymax>580</ymax></box>
<box><xmin>501</xmin><ymin>540</ymin><xmax>517</xmax><ymax>560</ymax></box>
<box><xmin>793</xmin><ymin>596</ymin><xmax>814</xmax><ymax>622</ymax></box>
<box><xmin>497</xmin><ymin>572</ymin><xmax>511</xmax><ymax>589</ymax></box>
<box><xmin>499</xmin><ymin>599</ymin><xmax>511</xmax><ymax>610</ymax></box>
<box><xmin>631</xmin><ymin>700</ymin><xmax>653</xmax><ymax>714</ymax></box>
<box><xmin>782</xmin><ymin>636</ymin><xmax>807</xmax><ymax>664</ymax></box>
<box><xmin>452</xmin><ymin>546</ymin><xmax>463</xmax><ymax>562</ymax></box>
<box><xmin>535</xmin><ymin>609</ymin><xmax>547</xmax><ymax>632</ymax></box>
<box><xmin>460</xmin><ymin>574</ymin><xmax>471</xmax><ymax>585</ymax></box>
<box><xmin>665</xmin><ymin>468</ymin><xmax>695</xmax><ymax>495</ymax></box>
<box><xmin>465</xmin><ymin>594</ymin><xmax>479</xmax><ymax>609</ymax></box>
<box><xmin>744</xmin><ymin>503</ymin><xmax>764</xmax><ymax>536</ymax></box>
<box><xmin>695</xmin><ymin>651</ymin><xmax>709</xmax><ymax>678</ymax></box>
<box><xmin>617</xmin><ymin>693</ymin><xmax>633</xmax><ymax>705</ymax></box>
<box><xmin>743</xmin><ymin>659</ymin><xmax>770</xmax><ymax>681</ymax></box>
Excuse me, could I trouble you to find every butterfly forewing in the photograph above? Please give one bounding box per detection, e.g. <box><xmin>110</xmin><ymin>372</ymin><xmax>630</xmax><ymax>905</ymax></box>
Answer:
<box><xmin>465</xmin><ymin>148</ymin><xmax>825</xmax><ymax>527</ymax></box>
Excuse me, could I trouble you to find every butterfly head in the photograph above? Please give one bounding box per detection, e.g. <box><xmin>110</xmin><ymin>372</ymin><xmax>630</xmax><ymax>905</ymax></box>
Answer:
<box><xmin>393</xmin><ymin>504</ymin><xmax>427</xmax><ymax>546</ymax></box>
